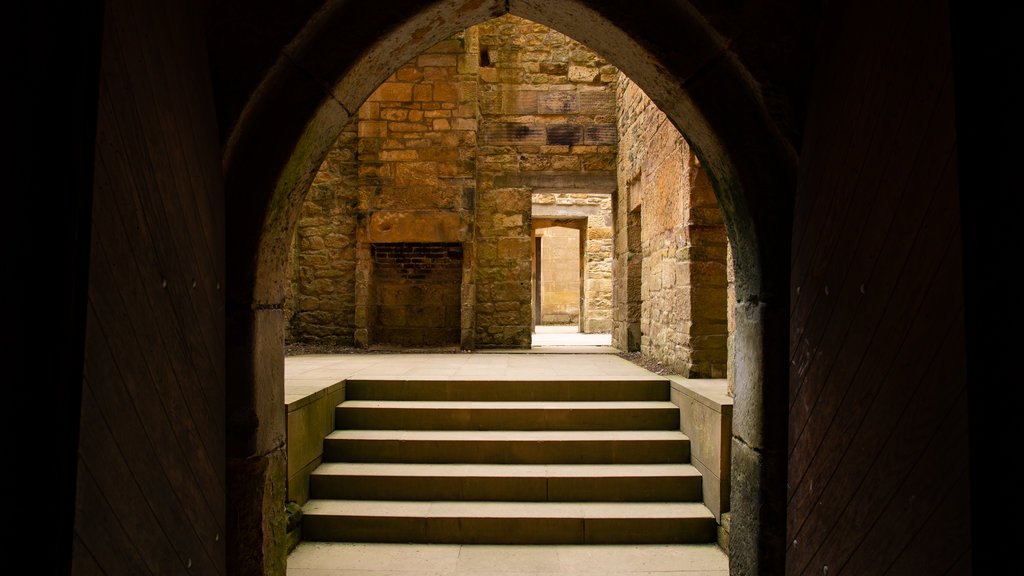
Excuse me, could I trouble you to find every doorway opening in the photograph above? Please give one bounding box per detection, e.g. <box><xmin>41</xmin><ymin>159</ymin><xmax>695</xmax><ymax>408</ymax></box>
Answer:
<box><xmin>226</xmin><ymin>2</ymin><xmax>798</xmax><ymax>574</ymax></box>
<box><xmin>534</xmin><ymin>225</ymin><xmax>581</xmax><ymax>329</ymax></box>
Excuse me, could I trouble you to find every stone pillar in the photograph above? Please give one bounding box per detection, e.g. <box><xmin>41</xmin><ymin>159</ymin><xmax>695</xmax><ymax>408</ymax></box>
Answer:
<box><xmin>474</xmin><ymin>187</ymin><xmax>534</xmax><ymax>347</ymax></box>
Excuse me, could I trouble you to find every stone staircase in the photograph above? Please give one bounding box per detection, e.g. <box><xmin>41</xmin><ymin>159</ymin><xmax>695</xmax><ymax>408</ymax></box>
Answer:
<box><xmin>301</xmin><ymin>377</ymin><xmax>717</xmax><ymax>544</ymax></box>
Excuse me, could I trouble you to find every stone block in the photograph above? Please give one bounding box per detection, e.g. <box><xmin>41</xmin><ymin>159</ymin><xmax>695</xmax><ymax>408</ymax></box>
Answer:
<box><xmin>584</xmin><ymin>124</ymin><xmax>617</xmax><ymax>145</ymax></box>
<box><xmin>393</xmin><ymin>162</ymin><xmax>439</xmax><ymax>187</ymax></box>
<box><xmin>367</xmin><ymin>212</ymin><xmax>461</xmax><ymax>243</ymax></box>
<box><xmin>375</xmin><ymin>83</ymin><xmax>414</xmax><ymax>102</ymax></box>
<box><xmin>538</xmin><ymin>62</ymin><xmax>568</xmax><ymax>76</ymax></box>
<box><xmin>379</xmin><ymin>149</ymin><xmax>419</xmax><ymax>162</ymax></box>
<box><xmin>286</xmin><ymin>380</ymin><xmax>345</xmax><ymax>503</ymax></box>
<box><xmin>538</xmin><ymin>91</ymin><xmax>578</xmax><ymax>114</ymax></box>
<box><xmin>395</xmin><ymin>67</ymin><xmax>423</xmax><ymax>82</ymax></box>
<box><xmin>569</xmin><ymin>64</ymin><xmax>599</xmax><ymax>83</ymax></box>
<box><xmin>413</xmin><ymin>83</ymin><xmax>433</xmax><ymax>101</ymax></box>
<box><xmin>481</xmin><ymin>122</ymin><xmax>546</xmax><ymax>145</ymax></box>
<box><xmin>432</xmin><ymin>82</ymin><xmax>459</xmax><ymax>101</ymax></box>
<box><xmin>579</xmin><ymin>90</ymin><xmax>615</xmax><ymax>115</ymax></box>
<box><xmin>417</xmin><ymin>53</ymin><xmax>457</xmax><ymax>68</ymax></box>
<box><xmin>389</xmin><ymin>121</ymin><xmax>428</xmax><ymax>133</ymax></box>
<box><xmin>357</xmin><ymin>121</ymin><xmax>388</xmax><ymax>138</ymax></box>
<box><xmin>546</xmin><ymin>124</ymin><xmax>583</xmax><ymax>146</ymax></box>
<box><xmin>422</xmin><ymin>66</ymin><xmax>451</xmax><ymax>81</ymax></box>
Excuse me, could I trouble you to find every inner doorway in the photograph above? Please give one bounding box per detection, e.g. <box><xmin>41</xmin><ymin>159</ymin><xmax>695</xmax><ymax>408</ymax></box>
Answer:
<box><xmin>534</xmin><ymin>225</ymin><xmax>583</xmax><ymax>329</ymax></box>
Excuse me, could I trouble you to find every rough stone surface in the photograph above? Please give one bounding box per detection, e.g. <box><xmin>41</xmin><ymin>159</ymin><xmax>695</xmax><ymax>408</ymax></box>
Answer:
<box><xmin>613</xmin><ymin>74</ymin><xmax>730</xmax><ymax>378</ymax></box>
<box><xmin>285</xmin><ymin>16</ymin><xmax>727</xmax><ymax>362</ymax></box>
<box><xmin>533</xmin><ymin>192</ymin><xmax>613</xmax><ymax>332</ymax></box>
<box><xmin>286</xmin><ymin>15</ymin><xmax>618</xmax><ymax>349</ymax></box>
<box><xmin>535</xmin><ymin>225</ymin><xmax>580</xmax><ymax>324</ymax></box>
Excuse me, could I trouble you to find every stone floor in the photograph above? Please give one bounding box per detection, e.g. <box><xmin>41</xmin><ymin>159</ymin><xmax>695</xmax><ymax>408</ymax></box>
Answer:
<box><xmin>286</xmin><ymin>542</ymin><xmax>729</xmax><ymax>575</ymax></box>
<box><xmin>285</xmin><ymin>327</ymin><xmax>729</xmax><ymax>575</ymax></box>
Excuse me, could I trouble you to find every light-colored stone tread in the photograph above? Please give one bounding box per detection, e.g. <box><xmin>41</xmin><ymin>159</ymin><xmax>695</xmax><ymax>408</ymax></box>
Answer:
<box><xmin>312</xmin><ymin>462</ymin><xmax>700</xmax><ymax>477</ymax></box>
<box><xmin>326</xmin><ymin>430</ymin><xmax>688</xmax><ymax>441</ymax></box>
<box><xmin>304</xmin><ymin>500</ymin><xmax>714</xmax><ymax>519</ymax></box>
<box><xmin>339</xmin><ymin>401</ymin><xmax>678</xmax><ymax>409</ymax></box>
<box><xmin>345</xmin><ymin>377</ymin><xmax>669</xmax><ymax>384</ymax></box>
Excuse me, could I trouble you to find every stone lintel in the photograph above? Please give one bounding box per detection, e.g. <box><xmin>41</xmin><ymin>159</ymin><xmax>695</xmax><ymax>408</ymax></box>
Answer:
<box><xmin>367</xmin><ymin>211</ymin><xmax>462</xmax><ymax>243</ymax></box>
<box><xmin>494</xmin><ymin>171</ymin><xmax>616</xmax><ymax>192</ymax></box>
<box><xmin>532</xmin><ymin>204</ymin><xmax>607</xmax><ymax>219</ymax></box>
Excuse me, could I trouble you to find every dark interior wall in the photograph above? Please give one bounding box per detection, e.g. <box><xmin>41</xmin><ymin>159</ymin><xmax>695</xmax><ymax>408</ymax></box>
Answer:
<box><xmin>8</xmin><ymin>2</ymin><xmax>104</xmax><ymax>574</ymax></box>
<box><xmin>371</xmin><ymin>243</ymin><xmax>464</xmax><ymax>346</ymax></box>
<box><xmin>74</xmin><ymin>0</ymin><xmax>227</xmax><ymax>573</ymax></box>
<box><xmin>953</xmin><ymin>4</ymin><xmax>1018</xmax><ymax>575</ymax></box>
<box><xmin>788</xmin><ymin>1</ymin><xmax>970</xmax><ymax>574</ymax></box>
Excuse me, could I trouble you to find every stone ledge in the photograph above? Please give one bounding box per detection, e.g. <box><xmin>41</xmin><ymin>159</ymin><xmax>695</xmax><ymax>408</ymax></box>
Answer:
<box><xmin>667</xmin><ymin>377</ymin><xmax>732</xmax><ymax>523</ymax></box>
<box><xmin>287</xmin><ymin>381</ymin><xmax>346</xmax><ymax>504</ymax></box>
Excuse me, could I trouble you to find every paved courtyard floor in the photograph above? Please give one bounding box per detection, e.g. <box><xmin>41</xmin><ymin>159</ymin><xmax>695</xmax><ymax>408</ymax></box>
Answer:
<box><xmin>286</xmin><ymin>542</ymin><xmax>729</xmax><ymax>575</ymax></box>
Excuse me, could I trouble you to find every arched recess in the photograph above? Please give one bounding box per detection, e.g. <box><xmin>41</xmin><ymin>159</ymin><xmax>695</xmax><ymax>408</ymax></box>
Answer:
<box><xmin>221</xmin><ymin>1</ymin><xmax>797</xmax><ymax>574</ymax></box>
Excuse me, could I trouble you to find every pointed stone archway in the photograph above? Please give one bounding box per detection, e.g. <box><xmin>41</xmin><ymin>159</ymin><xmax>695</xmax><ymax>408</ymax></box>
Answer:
<box><xmin>219</xmin><ymin>2</ymin><xmax>797</xmax><ymax>574</ymax></box>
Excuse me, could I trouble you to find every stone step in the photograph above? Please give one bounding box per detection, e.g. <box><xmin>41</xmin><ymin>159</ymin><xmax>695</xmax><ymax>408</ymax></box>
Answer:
<box><xmin>309</xmin><ymin>462</ymin><xmax>703</xmax><ymax>502</ymax></box>
<box><xmin>335</xmin><ymin>400</ymin><xmax>680</xmax><ymax>430</ymax></box>
<box><xmin>344</xmin><ymin>379</ymin><xmax>670</xmax><ymax>402</ymax></box>
<box><xmin>301</xmin><ymin>500</ymin><xmax>717</xmax><ymax>544</ymax></box>
<box><xmin>323</xmin><ymin>429</ymin><xmax>690</xmax><ymax>464</ymax></box>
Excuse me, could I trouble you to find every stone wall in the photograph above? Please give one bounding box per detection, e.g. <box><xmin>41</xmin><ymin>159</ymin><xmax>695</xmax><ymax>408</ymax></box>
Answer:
<box><xmin>353</xmin><ymin>31</ymin><xmax>477</xmax><ymax>347</ymax></box>
<box><xmin>285</xmin><ymin>15</ymin><xmax>618</xmax><ymax>349</ymax></box>
<box><xmin>613</xmin><ymin>73</ymin><xmax>730</xmax><ymax>378</ymax></box>
<box><xmin>475</xmin><ymin>14</ymin><xmax>617</xmax><ymax>344</ymax></box>
<box><xmin>535</xmin><ymin>225</ymin><xmax>580</xmax><ymax>324</ymax></box>
<box><xmin>285</xmin><ymin>125</ymin><xmax>359</xmax><ymax>345</ymax></box>
<box><xmin>285</xmin><ymin>19</ymin><xmax>731</xmax><ymax>367</ymax></box>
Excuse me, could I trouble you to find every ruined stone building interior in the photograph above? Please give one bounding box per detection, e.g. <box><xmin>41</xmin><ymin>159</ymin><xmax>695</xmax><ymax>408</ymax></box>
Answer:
<box><xmin>10</xmin><ymin>1</ymin><xmax>1014</xmax><ymax>575</ymax></box>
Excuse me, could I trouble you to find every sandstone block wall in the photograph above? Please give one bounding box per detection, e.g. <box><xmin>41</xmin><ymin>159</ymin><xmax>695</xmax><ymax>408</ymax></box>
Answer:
<box><xmin>286</xmin><ymin>15</ymin><xmax>618</xmax><ymax>349</ymax></box>
<box><xmin>286</xmin><ymin>19</ymin><xmax>733</xmax><ymax>369</ymax></box>
<box><xmin>476</xmin><ymin>14</ymin><xmax>617</xmax><ymax>342</ymax></box>
<box><xmin>614</xmin><ymin>73</ymin><xmax>730</xmax><ymax>378</ymax></box>
<box><xmin>353</xmin><ymin>32</ymin><xmax>477</xmax><ymax>347</ymax></box>
<box><xmin>285</xmin><ymin>125</ymin><xmax>359</xmax><ymax>345</ymax></box>
<box><xmin>474</xmin><ymin>186</ymin><xmax>533</xmax><ymax>347</ymax></box>
<box><xmin>286</xmin><ymin>16</ymin><xmax>732</xmax><ymax>361</ymax></box>
<box><xmin>535</xmin><ymin>225</ymin><xmax>580</xmax><ymax>324</ymax></box>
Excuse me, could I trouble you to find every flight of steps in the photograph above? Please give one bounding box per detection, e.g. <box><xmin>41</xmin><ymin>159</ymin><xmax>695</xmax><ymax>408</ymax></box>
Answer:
<box><xmin>301</xmin><ymin>377</ymin><xmax>717</xmax><ymax>544</ymax></box>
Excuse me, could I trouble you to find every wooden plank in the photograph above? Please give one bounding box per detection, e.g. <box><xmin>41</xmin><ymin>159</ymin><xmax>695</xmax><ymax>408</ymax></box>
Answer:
<box><xmin>72</xmin><ymin>456</ymin><xmax>155</xmax><ymax>575</ymax></box>
<box><xmin>789</xmin><ymin>0</ymin><xmax>949</xmax><ymax>419</ymax></box>
<box><xmin>791</xmin><ymin>307</ymin><xmax>967</xmax><ymax>574</ymax></box>
<box><xmin>789</xmin><ymin>0</ymin><xmax>915</xmax><ymax>302</ymax></box>
<box><xmin>788</xmin><ymin>70</ymin><xmax>958</xmax><ymax>499</ymax></box>
<box><xmin>787</xmin><ymin>234</ymin><xmax>965</xmax><ymax>573</ymax></box>
<box><xmin>93</xmin><ymin>63</ymin><xmax>226</xmax><ymax>522</ymax></box>
<box><xmin>77</xmin><ymin>0</ymin><xmax>226</xmax><ymax>572</ymax></box>
<box><xmin>83</xmin><ymin>286</ymin><xmax>221</xmax><ymax>571</ymax></box>
<box><xmin>842</xmin><ymin>441</ymin><xmax>971</xmax><ymax>575</ymax></box>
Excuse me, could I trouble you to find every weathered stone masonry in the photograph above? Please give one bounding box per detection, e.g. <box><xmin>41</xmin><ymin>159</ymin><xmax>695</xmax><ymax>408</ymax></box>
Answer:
<box><xmin>285</xmin><ymin>16</ymin><xmax>730</xmax><ymax>360</ymax></box>
<box><xmin>285</xmin><ymin>15</ymin><xmax>618</xmax><ymax>349</ymax></box>
<box><xmin>286</xmin><ymin>125</ymin><xmax>359</xmax><ymax>346</ymax></box>
<box><xmin>474</xmin><ymin>15</ymin><xmax>617</xmax><ymax>347</ymax></box>
<box><xmin>613</xmin><ymin>73</ymin><xmax>731</xmax><ymax>378</ymax></box>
